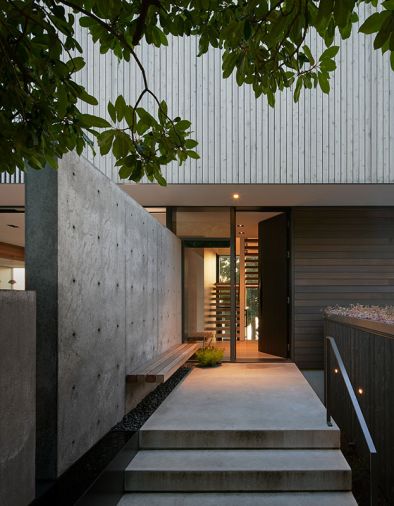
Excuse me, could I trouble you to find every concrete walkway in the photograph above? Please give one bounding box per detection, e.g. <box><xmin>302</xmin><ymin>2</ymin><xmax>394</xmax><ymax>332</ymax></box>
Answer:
<box><xmin>118</xmin><ymin>363</ymin><xmax>356</xmax><ymax>505</ymax></box>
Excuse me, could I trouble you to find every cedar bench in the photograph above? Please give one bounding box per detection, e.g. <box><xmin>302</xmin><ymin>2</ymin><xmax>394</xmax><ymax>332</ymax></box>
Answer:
<box><xmin>126</xmin><ymin>343</ymin><xmax>200</xmax><ymax>384</ymax></box>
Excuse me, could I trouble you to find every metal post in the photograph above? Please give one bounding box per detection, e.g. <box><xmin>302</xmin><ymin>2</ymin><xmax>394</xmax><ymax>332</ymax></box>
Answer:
<box><xmin>370</xmin><ymin>452</ymin><xmax>377</xmax><ymax>506</ymax></box>
<box><xmin>230</xmin><ymin>207</ymin><xmax>236</xmax><ymax>361</ymax></box>
<box><xmin>239</xmin><ymin>236</ymin><xmax>245</xmax><ymax>341</ymax></box>
<box><xmin>324</xmin><ymin>336</ymin><xmax>332</xmax><ymax>426</ymax></box>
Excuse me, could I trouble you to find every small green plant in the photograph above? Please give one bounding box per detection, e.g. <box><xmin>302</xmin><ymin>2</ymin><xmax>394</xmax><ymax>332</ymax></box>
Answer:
<box><xmin>196</xmin><ymin>346</ymin><xmax>224</xmax><ymax>367</ymax></box>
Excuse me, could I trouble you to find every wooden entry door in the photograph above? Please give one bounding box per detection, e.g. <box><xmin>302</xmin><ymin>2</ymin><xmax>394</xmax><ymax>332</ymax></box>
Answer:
<box><xmin>258</xmin><ymin>213</ymin><xmax>289</xmax><ymax>357</ymax></box>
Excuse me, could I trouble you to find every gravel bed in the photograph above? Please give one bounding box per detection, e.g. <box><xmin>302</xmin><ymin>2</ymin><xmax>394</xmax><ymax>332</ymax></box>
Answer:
<box><xmin>113</xmin><ymin>366</ymin><xmax>192</xmax><ymax>432</ymax></box>
<box><xmin>324</xmin><ymin>304</ymin><xmax>394</xmax><ymax>325</ymax></box>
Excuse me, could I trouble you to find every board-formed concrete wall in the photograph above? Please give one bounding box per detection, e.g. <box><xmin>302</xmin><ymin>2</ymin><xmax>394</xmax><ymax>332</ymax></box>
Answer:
<box><xmin>26</xmin><ymin>153</ymin><xmax>181</xmax><ymax>478</ymax></box>
<box><xmin>0</xmin><ymin>291</ymin><xmax>36</xmax><ymax>506</ymax></box>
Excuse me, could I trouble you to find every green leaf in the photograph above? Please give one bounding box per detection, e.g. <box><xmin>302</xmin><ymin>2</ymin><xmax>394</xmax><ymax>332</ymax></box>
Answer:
<box><xmin>176</xmin><ymin>120</ymin><xmax>191</xmax><ymax>130</ymax></box>
<box><xmin>317</xmin><ymin>0</ymin><xmax>334</xmax><ymax>20</ymax></box>
<box><xmin>80</xmin><ymin>114</ymin><xmax>111</xmax><ymax>128</ymax></box>
<box><xmin>136</xmin><ymin>121</ymin><xmax>149</xmax><ymax>135</ymax></box>
<box><xmin>319</xmin><ymin>45</ymin><xmax>339</xmax><ymax>61</ymax></box>
<box><xmin>186</xmin><ymin>150</ymin><xmax>200</xmax><ymax>159</ymax></box>
<box><xmin>97</xmin><ymin>130</ymin><xmax>115</xmax><ymax>155</ymax></box>
<box><xmin>185</xmin><ymin>139</ymin><xmax>198</xmax><ymax>149</ymax></box>
<box><xmin>136</xmin><ymin>108</ymin><xmax>158</xmax><ymax>127</ymax></box>
<box><xmin>267</xmin><ymin>91</ymin><xmax>275</xmax><ymax>108</ymax></box>
<box><xmin>118</xmin><ymin>164</ymin><xmax>133</xmax><ymax>180</ymax></box>
<box><xmin>373</xmin><ymin>16</ymin><xmax>393</xmax><ymax>49</ymax></box>
<box><xmin>318</xmin><ymin>72</ymin><xmax>330</xmax><ymax>93</ymax></box>
<box><xmin>79</xmin><ymin>16</ymin><xmax>95</xmax><ymax>28</ymax></box>
<box><xmin>115</xmin><ymin>95</ymin><xmax>127</xmax><ymax>121</ymax></box>
<box><xmin>108</xmin><ymin>102</ymin><xmax>117</xmax><ymax>123</ymax></box>
<box><xmin>244</xmin><ymin>20</ymin><xmax>252</xmax><ymax>40</ymax></box>
<box><xmin>79</xmin><ymin>89</ymin><xmax>98</xmax><ymax>106</ymax></box>
<box><xmin>303</xmin><ymin>45</ymin><xmax>315</xmax><ymax>65</ymax></box>
<box><xmin>124</xmin><ymin>106</ymin><xmax>135</xmax><ymax>128</ymax></box>
<box><xmin>155</xmin><ymin>171</ymin><xmax>167</xmax><ymax>186</ymax></box>
<box><xmin>66</xmin><ymin>57</ymin><xmax>85</xmax><ymax>73</ymax></box>
<box><xmin>112</xmin><ymin>131</ymin><xmax>132</xmax><ymax>158</ymax></box>
<box><xmin>359</xmin><ymin>12</ymin><xmax>385</xmax><ymax>34</ymax></box>
<box><xmin>320</xmin><ymin>59</ymin><xmax>336</xmax><ymax>71</ymax></box>
<box><xmin>294</xmin><ymin>76</ymin><xmax>302</xmax><ymax>103</ymax></box>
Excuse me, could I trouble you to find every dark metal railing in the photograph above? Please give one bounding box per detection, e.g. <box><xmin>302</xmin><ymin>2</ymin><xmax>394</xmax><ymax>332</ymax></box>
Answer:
<box><xmin>324</xmin><ymin>335</ymin><xmax>378</xmax><ymax>506</ymax></box>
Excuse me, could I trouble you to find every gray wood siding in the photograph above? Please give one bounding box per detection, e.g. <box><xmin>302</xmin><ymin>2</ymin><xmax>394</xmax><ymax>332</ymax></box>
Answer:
<box><xmin>71</xmin><ymin>4</ymin><xmax>394</xmax><ymax>184</ymax></box>
<box><xmin>293</xmin><ymin>208</ymin><xmax>394</xmax><ymax>369</ymax></box>
<box><xmin>0</xmin><ymin>170</ymin><xmax>24</xmax><ymax>184</ymax></box>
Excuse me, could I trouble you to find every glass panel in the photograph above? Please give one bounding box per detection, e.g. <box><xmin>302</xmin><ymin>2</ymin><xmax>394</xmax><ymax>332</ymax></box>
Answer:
<box><xmin>218</xmin><ymin>255</ymin><xmax>239</xmax><ymax>283</ymax></box>
<box><xmin>245</xmin><ymin>287</ymin><xmax>259</xmax><ymax>340</ymax></box>
<box><xmin>176</xmin><ymin>208</ymin><xmax>230</xmax><ymax>238</ymax></box>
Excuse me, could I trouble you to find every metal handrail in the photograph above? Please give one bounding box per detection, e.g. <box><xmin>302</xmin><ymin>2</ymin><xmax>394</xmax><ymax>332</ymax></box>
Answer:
<box><xmin>324</xmin><ymin>335</ymin><xmax>377</xmax><ymax>506</ymax></box>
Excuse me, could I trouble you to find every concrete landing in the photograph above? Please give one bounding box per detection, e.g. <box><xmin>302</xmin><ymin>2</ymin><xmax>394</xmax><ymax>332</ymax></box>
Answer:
<box><xmin>119</xmin><ymin>363</ymin><xmax>356</xmax><ymax>505</ymax></box>
<box><xmin>117</xmin><ymin>492</ymin><xmax>358</xmax><ymax>506</ymax></box>
<box><xmin>139</xmin><ymin>363</ymin><xmax>339</xmax><ymax>449</ymax></box>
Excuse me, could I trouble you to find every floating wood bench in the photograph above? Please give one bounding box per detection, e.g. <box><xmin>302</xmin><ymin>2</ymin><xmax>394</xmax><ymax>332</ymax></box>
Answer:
<box><xmin>126</xmin><ymin>343</ymin><xmax>200</xmax><ymax>384</ymax></box>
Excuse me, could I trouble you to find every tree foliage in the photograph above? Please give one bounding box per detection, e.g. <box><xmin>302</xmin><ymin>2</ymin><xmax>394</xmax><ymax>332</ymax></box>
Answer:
<box><xmin>0</xmin><ymin>0</ymin><xmax>393</xmax><ymax>184</ymax></box>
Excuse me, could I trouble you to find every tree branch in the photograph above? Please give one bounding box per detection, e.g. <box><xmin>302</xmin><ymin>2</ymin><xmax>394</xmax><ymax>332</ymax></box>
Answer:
<box><xmin>132</xmin><ymin>0</ymin><xmax>160</xmax><ymax>46</ymax></box>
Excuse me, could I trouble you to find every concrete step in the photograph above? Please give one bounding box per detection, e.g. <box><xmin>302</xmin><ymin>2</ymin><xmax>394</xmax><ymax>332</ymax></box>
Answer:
<box><xmin>117</xmin><ymin>492</ymin><xmax>357</xmax><ymax>506</ymax></box>
<box><xmin>124</xmin><ymin>449</ymin><xmax>351</xmax><ymax>492</ymax></box>
<box><xmin>139</xmin><ymin>428</ymin><xmax>340</xmax><ymax>449</ymax></box>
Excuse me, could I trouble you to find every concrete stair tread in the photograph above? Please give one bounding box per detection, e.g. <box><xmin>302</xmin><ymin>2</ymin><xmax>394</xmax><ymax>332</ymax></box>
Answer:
<box><xmin>126</xmin><ymin>449</ymin><xmax>350</xmax><ymax>472</ymax></box>
<box><xmin>139</xmin><ymin>428</ymin><xmax>340</xmax><ymax>449</ymax></box>
<box><xmin>117</xmin><ymin>492</ymin><xmax>357</xmax><ymax>506</ymax></box>
<box><xmin>124</xmin><ymin>449</ymin><xmax>351</xmax><ymax>492</ymax></box>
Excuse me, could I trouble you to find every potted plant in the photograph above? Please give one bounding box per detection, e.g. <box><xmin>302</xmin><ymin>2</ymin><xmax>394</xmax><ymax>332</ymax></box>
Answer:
<box><xmin>195</xmin><ymin>344</ymin><xmax>224</xmax><ymax>367</ymax></box>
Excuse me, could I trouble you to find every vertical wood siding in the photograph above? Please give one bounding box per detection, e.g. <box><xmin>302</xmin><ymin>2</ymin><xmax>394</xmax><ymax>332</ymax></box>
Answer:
<box><xmin>293</xmin><ymin>207</ymin><xmax>394</xmax><ymax>369</ymax></box>
<box><xmin>0</xmin><ymin>170</ymin><xmax>24</xmax><ymax>184</ymax></box>
<box><xmin>72</xmin><ymin>4</ymin><xmax>394</xmax><ymax>184</ymax></box>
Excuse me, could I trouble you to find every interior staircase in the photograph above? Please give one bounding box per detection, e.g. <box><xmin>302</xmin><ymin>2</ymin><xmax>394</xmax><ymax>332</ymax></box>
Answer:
<box><xmin>203</xmin><ymin>238</ymin><xmax>260</xmax><ymax>341</ymax></box>
<box><xmin>204</xmin><ymin>283</ymin><xmax>240</xmax><ymax>341</ymax></box>
<box><xmin>244</xmin><ymin>237</ymin><xmax>259</xmax><ymax>287</ymax></box>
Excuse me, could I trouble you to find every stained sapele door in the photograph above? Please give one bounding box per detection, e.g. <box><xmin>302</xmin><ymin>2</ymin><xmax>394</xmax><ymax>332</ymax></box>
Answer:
<box><xmin>258</xmin><ymin>213</ymin><xmax>289</xmax><ymax>357</ymax></box>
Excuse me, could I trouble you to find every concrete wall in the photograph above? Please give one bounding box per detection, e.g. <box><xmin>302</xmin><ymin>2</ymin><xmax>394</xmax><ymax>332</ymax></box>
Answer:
<box><xmin>26</xmin><ymin>153</ymin><xmax>182</xmax><ymax>479</ymax></box>
<box><xmin>0</xmin><ymin>291</ymin><xmax>35</xmax><ymax>506</ymax></box>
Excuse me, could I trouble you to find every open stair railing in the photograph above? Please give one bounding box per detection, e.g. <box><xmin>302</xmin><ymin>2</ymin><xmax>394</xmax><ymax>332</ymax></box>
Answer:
<box><xmin>324</xmin><ymin>335</ymin><xmax>378</xmax><ymax>506</ymax></box>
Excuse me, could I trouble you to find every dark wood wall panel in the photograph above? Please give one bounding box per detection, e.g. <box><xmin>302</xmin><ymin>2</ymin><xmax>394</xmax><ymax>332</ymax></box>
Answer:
<box><xmin>324</xmin><ymin>318</ymin><xmax>394</xmax><ymax>503</ymax></box>
<box><xmin>293</xmin><ymin>207</ymin><xmax>394</xmax><ymax>369</ymax></box>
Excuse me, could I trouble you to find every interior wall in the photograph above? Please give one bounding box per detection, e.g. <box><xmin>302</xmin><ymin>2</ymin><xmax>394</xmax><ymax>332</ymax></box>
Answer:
<box><xmin>204</xmin><ymin>249</ymin><xmax>216</xmax><ymax>305</ymax></box>
<box><xmin>293</xmin><ymin>207</ymin><xmax>394</xmax><ymax>369</ymax></box>
<box><xmin>184</xmin><ymin>249</ymin><xmax>204</xmax><ymax>335</ymax></box>
<box><xmin>0</xmin><ymin>267</ymin><xmax>11</xmax><ymax>289</ymax></box>
<box><xmin>26</xmin><ymin>153</ymin><xmax>182</xmax><ymax>479</ymax></box>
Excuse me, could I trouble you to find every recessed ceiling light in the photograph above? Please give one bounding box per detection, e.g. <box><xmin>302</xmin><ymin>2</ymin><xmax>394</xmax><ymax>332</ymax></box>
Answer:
<box><xmin>239</xmin><ymin>231</ymin><xmax>245</xmax><ymax>235</ymax></box>
<box><xmin>232</xmin><ymin>193</ymin><xmax>240</xmax><ymax>199</ymax></box>
<box><xmin>237</xmin><ymin>224</ymin><xmax>244</xmax><ymax>227</ymax></box>
<box><xmin>7</xmin><ymin>224</ymin><xmax>19</xmax><ymax>229</ymax></box>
